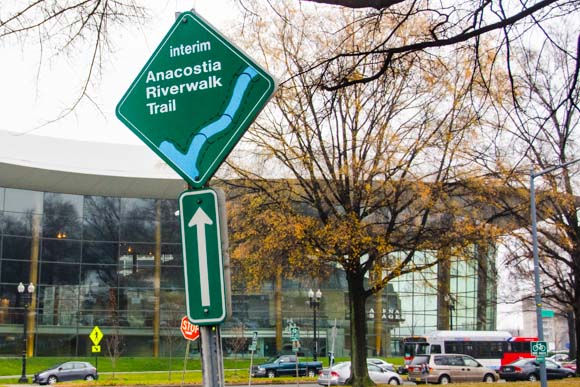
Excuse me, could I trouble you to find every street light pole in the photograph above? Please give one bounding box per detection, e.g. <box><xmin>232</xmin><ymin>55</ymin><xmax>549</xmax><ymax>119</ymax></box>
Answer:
<box><xmin>308</xmin><ymin>289</ymin><xmax>322</xmax><ymax>361</ymax></box>
<box><xmin>17</xmin><ymin>282</ymin><xmax>35</xmax><ymax>384</ymax></box>
<box><xmin>530</xmin><ymin>157</ymin><xmax>580</xmax><ymax>387</ymax></box>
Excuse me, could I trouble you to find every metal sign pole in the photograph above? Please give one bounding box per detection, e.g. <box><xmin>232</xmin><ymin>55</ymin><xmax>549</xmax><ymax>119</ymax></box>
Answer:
<box><xmin>295</xmin><ymin>351</ymin><xmax>300</xmax><ymax>387</ymax></box>
<box><xmin>181</xmin><ymin>340</ymin><xmax>190</xmax><ymax>387</ymax></box>
<box><xmin>248</xmin><ymin>349</ymin><xmax>254</xmax><ymax>387</ymax></box>
<box><xmin>248</xmin><ymin>331</ymin><xmax>258</xmax><ymax>387</ymax></box>
<box><xmin>200</xmin><ymin>325</ymin><xmax>224</xmax><ymax>387</ymax></box>
<box><xmin>327</xmin><ymin>319</ymin><xmax>337</xmax><ymax>387</ymax></box>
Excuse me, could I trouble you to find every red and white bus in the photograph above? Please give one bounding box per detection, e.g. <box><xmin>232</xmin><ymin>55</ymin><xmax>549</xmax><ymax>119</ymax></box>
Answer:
<box><xmin>402</xmin><ymin>331</ymin><xmax>537</xmax><ymax>370</ymax></box>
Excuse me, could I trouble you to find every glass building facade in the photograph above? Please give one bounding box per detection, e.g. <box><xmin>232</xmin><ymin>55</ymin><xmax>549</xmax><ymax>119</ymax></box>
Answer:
<box><xmin>0</xmin><ymin>186</ymin><xmax>497</xmax><ymax>358</ymax></box>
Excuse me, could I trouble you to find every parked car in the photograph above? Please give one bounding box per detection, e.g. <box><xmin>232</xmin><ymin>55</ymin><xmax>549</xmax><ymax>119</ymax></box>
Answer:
<box><xmin>251</xmin><ymin>354</ymin><xmax>323</xmax><ymax>378</ymax></box>
<box><xmin>367</xmin><ymin>358</ymin><xmax>396</xmax><ymax>372</ymax></box>
<box><xmin>407</xmin><ymin>354</ymin><xmax>497</xmax><ymax>384</ymax></box>
<box><xmin>317</xmin><ymin>361</ymin><xmax>402</xmax><ymax>385</ymax></box>
<box><xmin>499</xmin><ymin>358</ymin><xmax>575</xmax><ymax>381</ymax></box>
<box><xmin>547</xmin><ymin>353</ymin><xmax>570</xmax><ymax>364</ymax></box>
<box><xmin>33</xmin><ymin>361</ymin><xmax>98</xmax><ymax>385</ymax></box>
<box><xmin>563</xmin><ymin>360</ymin><xmax>577</xmax><ymax>371</ymax></box>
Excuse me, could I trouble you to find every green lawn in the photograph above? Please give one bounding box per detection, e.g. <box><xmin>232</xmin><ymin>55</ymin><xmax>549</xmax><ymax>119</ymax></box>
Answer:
<box><xmin>0</xmin><ymin>356</ymin><xmax>257</xmax><ymax>373</ymax></box>
<box><xmin>0</xmin><ymin>356</ymin><xmax>403</xmax><ymax>385</ymax></box>
<box><xmin>0</xmin><ymin>356</ymin><xmax>311</xmax><ymax>385</ymax></box>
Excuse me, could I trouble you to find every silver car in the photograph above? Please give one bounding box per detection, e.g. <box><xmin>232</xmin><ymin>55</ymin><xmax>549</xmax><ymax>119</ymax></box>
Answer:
<box><xmin>33</xmin><ymin>361</ymin><xmax>98</xmax><ymax>385</ymax></box>
<box><xmin>368</xmin><ymin>358</ymin><xmax>396</xmax><ymax>372</ymax></box>
<box><xmin>318</xmin><ymin>361</ymin><xmax>402</xmax><ymax>385</ymax></box>
<box><xmin>408</xmin><ymin>354</ymin><xmax>496</xmax><ymax>384</ymax></box>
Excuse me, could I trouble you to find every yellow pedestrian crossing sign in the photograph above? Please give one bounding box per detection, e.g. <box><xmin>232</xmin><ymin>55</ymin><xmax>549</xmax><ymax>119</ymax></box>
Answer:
<box><xmin>90</xmin><ymin>326</ymin><xmax>104</xmax><ymax>346</ymax></box>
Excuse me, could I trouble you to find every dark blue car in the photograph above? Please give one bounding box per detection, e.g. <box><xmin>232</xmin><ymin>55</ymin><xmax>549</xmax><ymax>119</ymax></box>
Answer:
<box><xmin>499</xmin><ymin>358</ymin><xmax>574</xmax><ymax>381</ymax></box>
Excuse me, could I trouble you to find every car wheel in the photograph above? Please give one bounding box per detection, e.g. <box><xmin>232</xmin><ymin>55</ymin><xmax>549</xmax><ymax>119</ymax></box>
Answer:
<box><xmin>388</xmin><ymin>377</ymin><xmax>401</xmax><ymax>385</ymax></box>
<box><xmin>307</xmin><ymin>369</ymin><xmax>316</xmax><ymax>377</ymax></box>
<box><xmin>439</xmin><ymin>375</ymin><xmax>451</xmax><ymax>384</ymax></box>
<box><xmin>528</xmin><ymin>374</ymin><xmax>538</xmax><ymax>382</ymax></box>
<box><xmin>267</xmin><ymin>370</ymin><xmax>276</xmax><ymax>378</ymax></box>
<box><xmin>483</xmin><ymin>373</ymin><xmax>495</xmax><ymax>382</ymax></box>
<box><xmin>47</xmin><ymin>375</ymin><xmax>58</xmax><ymax>385</ymax></box>
<box><xmin>85</xmin><ymin>375</ymin><xmax>95</xmax><ymax>381</ymax></box>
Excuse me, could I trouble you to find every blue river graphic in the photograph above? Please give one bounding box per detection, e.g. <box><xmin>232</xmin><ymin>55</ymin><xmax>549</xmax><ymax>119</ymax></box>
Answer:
<box><xmin>159</xmin><ymin>66</ymin><xmax>258</xmax><ymax>182</ymax></box>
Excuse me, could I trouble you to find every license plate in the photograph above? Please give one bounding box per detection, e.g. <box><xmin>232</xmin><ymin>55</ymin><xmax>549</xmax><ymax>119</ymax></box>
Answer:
<box><xmin>415</xmin><ymin>378</ymin><xmax>422</xmax><ymax>382</ymax></box>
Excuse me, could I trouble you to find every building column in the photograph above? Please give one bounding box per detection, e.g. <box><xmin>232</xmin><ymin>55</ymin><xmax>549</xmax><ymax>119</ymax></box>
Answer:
<box><xmin>27</xmin><ymin>213</ymin><xmax>41</xmax><ymax>357</ymax></box>
<box><xmin>153</xmin><ymin>200</ymin><xmax>162</xmax><ymax>357</ymax></box>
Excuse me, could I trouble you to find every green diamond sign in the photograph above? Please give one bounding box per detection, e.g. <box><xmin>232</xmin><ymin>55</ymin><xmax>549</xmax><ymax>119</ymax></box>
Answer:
<box><xmin>116</xmin><ymin>12</ymin><xmax>277</xmax><ymax>188</ymax></box>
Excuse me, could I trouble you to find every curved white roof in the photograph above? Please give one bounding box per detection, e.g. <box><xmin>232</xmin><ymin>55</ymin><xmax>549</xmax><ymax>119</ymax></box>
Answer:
<box><xmin>0</xmin><ymin>130</ymin><xmax>187</xmax><ymax>199</ymax></box>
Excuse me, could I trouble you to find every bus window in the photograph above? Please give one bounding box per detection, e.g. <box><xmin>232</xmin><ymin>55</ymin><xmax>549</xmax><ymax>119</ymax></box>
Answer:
<box><xmin>403</xmin><ymin>339</ymin><xmax>429</xmax><ymax>365</ymax></box>
<box><xmin>489</xmin><ymin>342</ymin><xmax>503</xmax><ymax>358</ymax></box>
<box><xmin>431</xmin><ymin>344</ymin><xmax>442</xmax><ymax>354</ymax></box>
<box><xmin>507</xmin><ymin>341</ymin><xmax>531</xmax><ymax>353</ymax></box>
<box><xmin>464</xmin><ymin>343</ymin><xmax>475</xmax><ymax>356</ymax></box>
<box><xmin>445</xmin><ymin>342</ymin><xmax>463</xmax><ymax>354</ymax></box>
<box><xmin>417</xmin><ymin>343</ymin><xmax>430</xmax><ymax>355</ymax></box>
<box><xmin>477</xmin><ymin>342</ymin><xmax>490</xmax><ymax>358</ymax></box>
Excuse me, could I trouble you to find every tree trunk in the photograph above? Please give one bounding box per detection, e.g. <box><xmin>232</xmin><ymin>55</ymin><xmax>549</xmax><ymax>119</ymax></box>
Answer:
<box><xmin>476</xmin><ymin>244</ymin><xmax>491</xmax><ymax>330</ymax></box>
<box><xmin>374</xmin><ymin>289</ymin><xmax>383</xmax><ymax>356</ymax></box>
<box><xmin>275</xmin><ymin>268</ymin><xmax>283</xmax><ymax>353</ymax></box>
<box><xmin>567</xmin><ymin>310</ymin><xmax>575</xmax><ymax>362</ymax></box>
<box><xmin>347</xmin><ymin>269</ymin><xmax>373</xmax><ymax>387</ymax></box>
<box><xmin>570</xmin><ymin>288</ymin><xmax>580</xmax><ymax>376</ymax></box>
<box><xmin>437</xmin><ymin>258</ymin><xmax>451</xmax><ymax>330</ymax></box>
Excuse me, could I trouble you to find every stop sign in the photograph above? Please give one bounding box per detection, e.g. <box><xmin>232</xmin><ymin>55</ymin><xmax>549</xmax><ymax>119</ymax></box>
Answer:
<box><xmin>180</xmin><ymin>316</ymin><xmax>200</xmax><ymax>341</ymax></box>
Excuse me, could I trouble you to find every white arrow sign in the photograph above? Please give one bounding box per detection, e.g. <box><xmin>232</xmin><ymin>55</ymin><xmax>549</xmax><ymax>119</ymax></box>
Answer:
<box><xmin>188</xmin><ymin>207</ymin><xmax>213</xmax><ymax>307</ymax></box>
<box><xmin>179</xmin><ymin>188</ymin><xmax>227</xmax><ymax>325</ymax></box>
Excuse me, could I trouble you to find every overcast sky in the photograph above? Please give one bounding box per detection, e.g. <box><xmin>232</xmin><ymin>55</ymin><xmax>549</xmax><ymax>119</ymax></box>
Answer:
<box><xmin>0</xmin><ymin>1</ymin><xmax>236</xmax><ymax>144</ymax></box>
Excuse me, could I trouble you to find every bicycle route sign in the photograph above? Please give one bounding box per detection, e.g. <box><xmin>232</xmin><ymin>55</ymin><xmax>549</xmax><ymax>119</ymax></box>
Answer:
<box><xmin>116</xmin><ymin>11</ymin><xmax>277</xmax><ymax>188</ymax></box>
<box><xmin>290</xmin><ymin>326</ymin><xmax>300</xmax><ymax>342</ymax></box>
<box><xmin>531</xmin><ymin>341</ymin><xmax>548</xmax><ymax>357</ymax></box>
